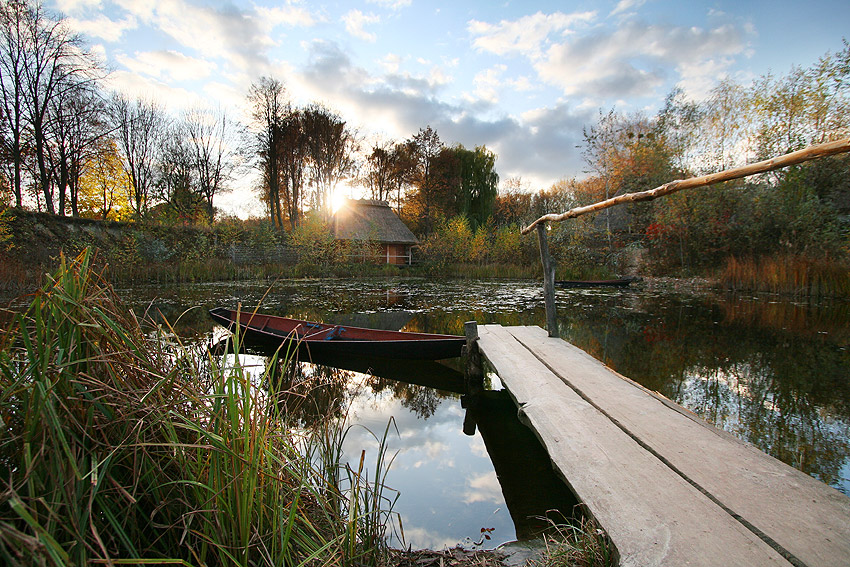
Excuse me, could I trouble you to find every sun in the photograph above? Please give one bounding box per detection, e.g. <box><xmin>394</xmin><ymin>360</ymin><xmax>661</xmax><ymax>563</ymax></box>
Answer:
<box><xmin>331</xmin><ymin>183</ymin><xmax>350</xmax><ymax>214</ymax></box>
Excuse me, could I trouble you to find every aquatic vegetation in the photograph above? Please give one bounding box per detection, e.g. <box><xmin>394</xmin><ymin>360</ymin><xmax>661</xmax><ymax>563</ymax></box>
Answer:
<box><xmin>720</xmin><ymin>254</ymin><xmax>850</xmax><ymax>298</ymax></box>
<box><xmin>0</xmin><ymin>249</ymin><xmax>398</xmax><ymax>566</ymax></box>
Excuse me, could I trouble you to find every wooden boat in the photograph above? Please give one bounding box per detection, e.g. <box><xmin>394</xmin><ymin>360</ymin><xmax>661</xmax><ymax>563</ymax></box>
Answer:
<box><xmin>209</xmin><ymin>307</ymin><xmax>466</xmax><ymax>360</ymax></box>
<box><xmin>554</xmin><ymin>278</ymin><xmax>637</xmax><ymax>288</ymax></box>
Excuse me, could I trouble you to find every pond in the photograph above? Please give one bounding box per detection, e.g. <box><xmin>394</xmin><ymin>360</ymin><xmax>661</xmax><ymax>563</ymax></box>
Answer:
<box><xmin>114</xmin><ymin>277</ymin><xmax>850</xmax><ymax>550</ymax></box>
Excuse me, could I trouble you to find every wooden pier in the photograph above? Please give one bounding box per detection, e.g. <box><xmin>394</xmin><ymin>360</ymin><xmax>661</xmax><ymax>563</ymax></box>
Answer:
<box><xmin>471</xmin><ymin>324</ymin><xmax>850</xmax><ymax>567</ymax></box>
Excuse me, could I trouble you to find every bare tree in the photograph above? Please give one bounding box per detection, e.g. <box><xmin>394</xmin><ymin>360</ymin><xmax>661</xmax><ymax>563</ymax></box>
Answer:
<box><xmin>0</xmin><ymin>0</ymin><xmax>28</xmax><ymax>208</ymax></box>
<box><xmin>109</xmin><ymin>92</ymin><xmax>168</xmax><ymax>217</ymax></box>
<box><xmin>183</xmin><ymin>106</ymin><xmax>236</xmax><ymax>224</ymax></box>
<box><xmin>47</xmin><ymin>79</ymin><xmax>105</xmax><ymax>216</ymax></box>
<box><xmin>21</xmin><ymin>1</ymin><xmax>101</xmax><ymax>214</ymax></box>
<box><xmin>156</xmin><ymin>121</ymin><xmax>198</xmax><ymax>221</ymax></box>
<box><xmin>302</xmin><ymin>103</ymin><xmax>357</xmax><ymax>218</ymax></box>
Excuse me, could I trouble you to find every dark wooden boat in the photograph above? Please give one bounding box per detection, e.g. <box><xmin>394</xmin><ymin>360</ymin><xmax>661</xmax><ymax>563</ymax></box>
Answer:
<box><xmin>209</xmin><ymin>307</ymin><xmax>466</xmax><ymax>360</ymax></box>
<box><xmin>554</xmin><ymin>278</ymin><xmax>637</xmax><ymax>288</ymax></box>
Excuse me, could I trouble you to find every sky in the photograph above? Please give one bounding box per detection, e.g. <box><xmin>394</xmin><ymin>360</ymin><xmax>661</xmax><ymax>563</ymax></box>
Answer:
<box><xmin>52</xmin><ymin>0</ymin><xmax>850</xmax><ymax>217</ymax></box>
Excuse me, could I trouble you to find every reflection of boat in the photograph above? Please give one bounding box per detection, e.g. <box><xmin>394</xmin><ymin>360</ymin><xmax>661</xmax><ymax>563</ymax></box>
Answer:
<box><xmin>209</xmin><ymin>307</ymin><xmax>466</xmax><ymax>360</ymax></box>
<box><xmin>555</xmin><ymin>277</ymin><xmax>637</xmax><ymax>288</ymax></box>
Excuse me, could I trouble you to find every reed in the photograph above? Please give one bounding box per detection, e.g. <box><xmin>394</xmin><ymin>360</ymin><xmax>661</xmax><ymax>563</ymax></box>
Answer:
<box><xmin>720</xmin><ymin>255</ymin><xmax>850</xmax><ymax>298</ymax></box>
<box><xmin>0</xmin><ymin>248</ymin><xmax>397</xmax><ymax>566</ymax></box>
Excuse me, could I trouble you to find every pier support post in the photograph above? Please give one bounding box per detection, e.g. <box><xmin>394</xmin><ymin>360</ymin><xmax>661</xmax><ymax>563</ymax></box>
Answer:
<box><xmin>536</xmin><ymin>223</ymin><xmax>559</xmax><ymax>338</ymax></box>
<box><xmin>462</xmin><ymin>321</ymin><xmax>484</xmax><ymax>436</ymax></box>
<box><xmin>464</xmin><ymin>321</ymin><xmax>484</xmax><ymax>397</ymax></box>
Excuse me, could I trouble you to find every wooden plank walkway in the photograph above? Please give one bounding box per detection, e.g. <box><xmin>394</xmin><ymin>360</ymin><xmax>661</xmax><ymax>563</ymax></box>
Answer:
<box><xmin>476</xmin><ymin>324</ymin><xmax>850</xmax><ymax>567</ymax></box>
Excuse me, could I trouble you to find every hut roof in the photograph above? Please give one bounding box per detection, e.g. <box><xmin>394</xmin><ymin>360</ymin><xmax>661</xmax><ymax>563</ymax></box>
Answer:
<box><xmin>333</xmin><ymin>199</ymin><xmax>418</xmax><ymax>244</ymax></box>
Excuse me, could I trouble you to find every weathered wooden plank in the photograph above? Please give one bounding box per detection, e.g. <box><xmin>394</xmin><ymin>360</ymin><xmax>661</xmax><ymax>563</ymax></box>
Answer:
<box><xmin>477</xmin><ymin>325</ymin><xmax>790</xmax><ymax>567</ymax></box>
<box><xmin>503</xmin><ymin>325</ymin><xmax>850</xmax><ymax>567</ymax></box>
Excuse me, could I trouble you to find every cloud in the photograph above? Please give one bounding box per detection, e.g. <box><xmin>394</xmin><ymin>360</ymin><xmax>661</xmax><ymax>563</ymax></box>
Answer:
<box><xmin>64</xmin><ymin>12</ymin><xmax>137</xmax><ymax>42</ymax></box>
<box><xmin>610</xmin><ymin>0</ymin><xmax>647</xmax><ymax>17</ymax></box>
<box><xmin>534</xmin><ymin>20</ymin><xmax>750</xmax><ymax>99</ymax></box>
<box><xmin>343</xmin><ymin>10</ymin><xmax>381</xmax><ymax>42</ymax></box>
<box><xmin>113</xmin><ymin>0</ymin><xmax>320</xmax><ymax>78</ymax></box>
<box><xmin>367</xmin><ymin>0</ymin><xmax>412</xmax><ymax>10</ymax></box>
<box><xmin>103</xmin><ymin>69</ymin><xmax>203</xmax><ymax>112</ymax></box>
<box><xmin>116</xmin><ymin>50</ymin><xmax>216</xmax><ymax>82</ymax></box>
<box><xmin>468</xmin><ymin>10</ymin><xmax>596</xmax><ymax>58</ymax></box>
<box><xmin>296</xmin><ymin>40</ymin><xmax>591</xmax><ymax>189</ymax></box>
<box><xmin>463</xmin><ymin>471</ymin><xmax>502</xmax><ymax>504</ymax></box>
<box><xmin>55</xmin><ymin>0</ymin><xmax>103</xmax><ymax>13</ymax></box>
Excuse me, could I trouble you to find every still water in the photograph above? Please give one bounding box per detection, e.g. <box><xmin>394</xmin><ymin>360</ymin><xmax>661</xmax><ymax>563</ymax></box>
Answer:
<box><xmin>117</xmin><ymin>277</ymin><xmax>850</xmax><ymax>549</ymax></box>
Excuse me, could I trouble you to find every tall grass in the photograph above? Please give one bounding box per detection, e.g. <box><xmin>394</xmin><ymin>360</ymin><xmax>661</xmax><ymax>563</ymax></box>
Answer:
<box><xmin>0</xmin><ymin>249</ymin><xmax>397</xmax><ymax>566</ymax></box>
<box><xmin>720</xmin><ymin>255</ymin><xmax>850</xmax><ymax>298</ymax></box>
<box><xmin>532</xmin><ymin>515</ymin><xmax>616</xmax><ymax>567</ymax></box>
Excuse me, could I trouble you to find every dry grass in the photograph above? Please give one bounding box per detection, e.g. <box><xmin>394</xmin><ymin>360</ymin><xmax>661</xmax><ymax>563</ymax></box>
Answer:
<box><xmin>720</xmin><ymin>255</ymin><xmax>850</xmax><ymax>298</ymax></box>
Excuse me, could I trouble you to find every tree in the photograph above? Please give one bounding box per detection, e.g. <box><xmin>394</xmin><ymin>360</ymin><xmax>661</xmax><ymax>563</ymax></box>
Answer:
<box><xmin>156</xmin><ymin>122</ymin><xmax>201</xmax><ymax>223</ymax></box>
<box><xmin>109</xmin><ymin>93</ymin><xmax>168</xmax><ymax>217</ymax></box>
<box><xmin>278</xmin><ymin>108</ymin><xmax>306</xmax><ymax>230</ymax></box>
<box><xmin>183</xmin><ymin>106</ymin><xmax>236</xmax><ymax>224</ymax></box>
<box><xmin>22</xmin><ymin>1</ymin><xmax>101</xmax><ymax>214</ymax></box>
<box><xmin>78</xmin><ymin>138</ymin><xmax>128</xmax><ymax>220</ymax></box>
<box><xmin>0</xmin><ymin>0</ymin><xmax>28</xmax><ymax>208</ymax></box>
<box><xmin>455</xmin><ymin>145</ymin><xmax>498</xmax><ymax>229</ymax></box>
<box><xmin>247</xmin><ymin>76</ymin><xmax>286</xmax><ymax>229</ymax></box>
<box><xmin>302</xmin><ymin>103</ymin><xmax>357</xmax><ymax>218</ymax></box>
<box><xmin>408</xmin><ymin>125</ymin><xmax>443</xmax><ymax>232</ymax></box>
<box><xmin>364</xmin><ymin>140</ymin><xmax>394</xmax><ymax>202</ymax></box>
<box><xmin>0</xmin><ymin>0</ymin><xmax>102</xmax><ymax>213</ymax></box>
<box><xmin>46</xmin><ymin>79</ymin><xmax>105</xmax><ymax>216</ymax></box>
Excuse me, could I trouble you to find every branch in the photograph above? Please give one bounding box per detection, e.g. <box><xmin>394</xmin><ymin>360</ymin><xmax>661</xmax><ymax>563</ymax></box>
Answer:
<box><xmin>521</xmin><ymin>137</ymin><xmax>850</xmax><ymax>235</ymax></box>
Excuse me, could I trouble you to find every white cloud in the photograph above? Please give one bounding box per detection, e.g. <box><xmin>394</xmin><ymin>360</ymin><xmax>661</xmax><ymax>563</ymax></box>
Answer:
<box><xmin>66</xmin><ymin>13</ymin><xmax>137</xmax><ymax>42</ymax></box>
<box><xmin>255</xmin><ymin>4</ymin><xmax>318</xmax><ymax>29</ymax></box>
<box><xmin>610</xmin><ymin>0</ymin><xmax>647</xmax><ymax>17</ymax></box>
<box><xmin>116</xmin><ymin>50</ymin><xmax>216</xmax><ymax>82</ymax></box>
<box><xmin>534</xmin><ymin>20</ymin><xmax>750</xmax><ymax>99</ymax></box>
<box><xmin>468</xmin><ymin>10</ymin><xmax>596</xmax><ymax>58</ymax></box>
<box><xmin>56</xmin><ymin>0</ymin><xmax>102</xmax><ymax>13</ymax></box>
<box><xmin>472</xmin><ymin>65</ymin><xmax>507</xmax><ymax>104</ymax></box>
<box><xmin>367</xmin><ymin>0</ymin><xmax>412</xmax><ymax>10</ymax></box>
<box><xmin>462</xmin><ymin>471</ymin><xmax>502</xmax><ymax>504</ymax></box>
<box><xmin>111</xmin><ymin>0</ymin><xmax>320</xmax><ymax>79</ymax></box>
<box><xmin>343</xmin><ymin>10</ymin><xmax>381</xmax><ymax>43</ymax></box>
<box><xmin>378</xmin><ymin>53</ymin><xmax>402</xmax><ymax>73</ymax></box>
<box><xmin>103</xmin><ymin>69</ymin><xmax>204</xmax><ymax>112</ymax></box>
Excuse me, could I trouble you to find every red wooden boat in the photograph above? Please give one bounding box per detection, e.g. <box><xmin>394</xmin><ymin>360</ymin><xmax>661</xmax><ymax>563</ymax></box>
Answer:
<box><xmin>209</xmin><ymin>307</ymin><xmax>466</xmax><ymax>360</ymax></box>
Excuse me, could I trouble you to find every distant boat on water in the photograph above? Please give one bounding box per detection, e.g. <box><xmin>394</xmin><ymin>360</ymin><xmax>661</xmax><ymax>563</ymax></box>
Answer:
<box><xmin>554</xmin><ymin>277</ymin><xmax>639</xmax><ymax>288</ymax></box>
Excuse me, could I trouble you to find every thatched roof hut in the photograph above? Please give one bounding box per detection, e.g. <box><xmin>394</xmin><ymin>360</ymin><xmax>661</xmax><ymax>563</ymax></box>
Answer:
<box><xmin>333</xmin><ymin>199</ymin><xmax>418</xmax><ymax>264</ymax></box>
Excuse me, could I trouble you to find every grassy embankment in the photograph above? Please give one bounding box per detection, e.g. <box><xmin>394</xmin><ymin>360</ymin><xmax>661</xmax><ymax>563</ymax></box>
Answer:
<box><xmin>0</xmin><ymin>211</ymin><xmax>545</xmax><ymax>296</ymax></box>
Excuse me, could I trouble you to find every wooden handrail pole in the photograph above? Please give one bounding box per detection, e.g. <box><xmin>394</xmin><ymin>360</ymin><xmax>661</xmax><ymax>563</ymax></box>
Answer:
<box><xmin>521</xmin><ymin>137</ymin><xmax>850</xmax><ymax>235</ymax></box>
<box><xmin>536</xmin><ymin>223</ymin><xmax>559</xmax><ymax>338</ymax></box>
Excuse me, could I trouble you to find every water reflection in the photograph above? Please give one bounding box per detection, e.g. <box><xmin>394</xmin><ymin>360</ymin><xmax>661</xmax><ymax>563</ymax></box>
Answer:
<box><xmin>115</xmin><ymin>276</ymin><xmax>850</xmax><ymax>536</ymax></box>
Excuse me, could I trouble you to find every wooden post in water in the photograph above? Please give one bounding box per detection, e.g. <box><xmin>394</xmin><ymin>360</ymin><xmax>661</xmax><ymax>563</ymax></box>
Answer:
<box><xmin>536</xmin><ymin>223</ymin><xmax>559</xmax><ymax>338</ymax></box>
<box><xmin>464</xmin><ymin>321</ymin><xmax>484</xmax><ymax>396</ymax></box>
<box><xmin>463</xmin><ymin>321</ymin><xmax>484</xmax><ymax>436</ymax></box>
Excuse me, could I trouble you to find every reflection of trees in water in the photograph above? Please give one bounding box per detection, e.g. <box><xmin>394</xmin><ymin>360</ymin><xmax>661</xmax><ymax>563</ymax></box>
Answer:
<box><xmin>559</xmin><ymin>292</ymin><xmax>850</xmax><ymax>490</ymax></box>
<box><xmin>364</xmin><ymin>376</ymin><xmax>447</xmax><ymax>419</ymax></box>
<box><xmin>264</xmin><ymin>359</ymin><xmax>351</xmax><ymax>428</ymax></box>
